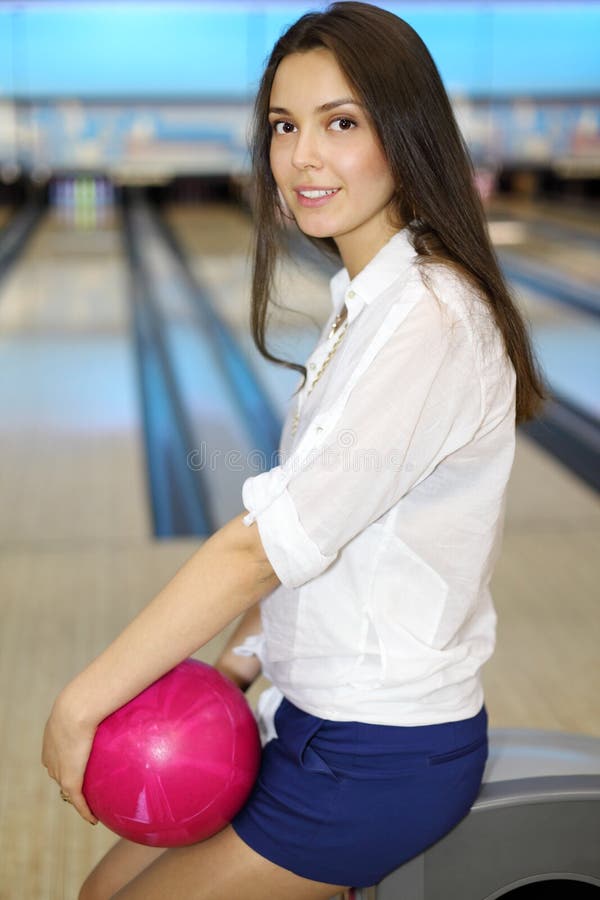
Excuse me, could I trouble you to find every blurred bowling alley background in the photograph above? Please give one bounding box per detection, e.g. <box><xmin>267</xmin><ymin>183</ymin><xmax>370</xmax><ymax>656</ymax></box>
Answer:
<box><xmin>0</xmin><ymin>2</ymin><xmax>598</xmax><ymax>897</ymax></box>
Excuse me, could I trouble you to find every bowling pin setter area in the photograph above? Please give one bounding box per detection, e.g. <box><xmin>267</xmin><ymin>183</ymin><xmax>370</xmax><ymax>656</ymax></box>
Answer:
<box><xmin>0</xmin><ymin>2</ymin><xmax>599</xmax><ymax>898</ymax></box>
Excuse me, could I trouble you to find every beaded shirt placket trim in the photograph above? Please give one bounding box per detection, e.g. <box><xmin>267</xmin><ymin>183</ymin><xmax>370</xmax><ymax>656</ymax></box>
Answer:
<box><xmin>290</xmin><ymin>308</ymin><xmax>349</xmax><ymax>436</ymax></box>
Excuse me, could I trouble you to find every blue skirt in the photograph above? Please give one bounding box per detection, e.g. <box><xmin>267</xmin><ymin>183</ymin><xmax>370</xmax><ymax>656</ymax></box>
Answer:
<box><xmin>231</xmin><ymin>696</ymin><xmax>488</xmax><ymax>887</ymax></box>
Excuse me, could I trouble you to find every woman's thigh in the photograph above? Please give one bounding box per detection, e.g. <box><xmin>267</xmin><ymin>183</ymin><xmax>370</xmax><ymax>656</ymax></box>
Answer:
<box><xmin>79</xmin><ymin>839</ymin><xmax>165</xmax><ymax>899</ymax></box>
<box><xmin>111</xmin><ymin>826</ymin><xmax>347</xmax><ymax>900</ymax></box>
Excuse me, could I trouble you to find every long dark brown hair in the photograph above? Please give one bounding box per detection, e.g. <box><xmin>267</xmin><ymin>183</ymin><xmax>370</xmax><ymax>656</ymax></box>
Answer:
<box><xmin>249</xmin><ymin>1</ymin><xmax>546</xmax><ymax>423</ymax></box>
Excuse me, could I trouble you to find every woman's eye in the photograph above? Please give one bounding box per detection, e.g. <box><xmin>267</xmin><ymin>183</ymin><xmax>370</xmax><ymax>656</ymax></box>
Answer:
<box><xmin>330</xmin><ymin>117</ymin><xmax>356</xmax><ymax>132</ymax></box>
<box><xmin>272</xmin><ymin>121</ymin><xmax>296</xmax><ymax>135</ymax></box>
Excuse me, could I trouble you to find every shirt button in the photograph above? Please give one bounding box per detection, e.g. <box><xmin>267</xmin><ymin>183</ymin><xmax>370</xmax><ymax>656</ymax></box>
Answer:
<box><xmin>347</xmin><ymin>289</ymin><xmax>356</xmax><ymax>299</ymax></box>
<box><xmin>316</xmin><ymin>426</ymin><xmax>324</xmax><ymax>433</ymax></box>
<box><xmin>309</xmin><ymin>362</ymin><xmax>316</xmax><ymax>370</ymax></box>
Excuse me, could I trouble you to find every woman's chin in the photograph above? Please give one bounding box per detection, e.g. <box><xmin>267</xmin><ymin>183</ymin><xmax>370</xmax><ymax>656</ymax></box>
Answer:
<box><xmin>294</xmin><ymin>219</ymin><xmax>337</xmax><ymax>240</ymax></box>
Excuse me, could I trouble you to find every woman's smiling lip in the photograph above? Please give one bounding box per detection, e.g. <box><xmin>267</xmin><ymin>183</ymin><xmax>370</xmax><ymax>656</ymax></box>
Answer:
<box><xmin>293</xmin><ymin>186</ymin><xmax>341</xmax><ymax>207</ymax></box>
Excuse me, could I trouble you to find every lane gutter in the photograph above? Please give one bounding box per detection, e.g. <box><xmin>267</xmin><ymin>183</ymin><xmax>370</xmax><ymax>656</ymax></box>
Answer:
<box><xmin>498</xmin><ymin>251</ymin><xmax>599</xmax><ymax>320</ymax></box>
<box><xmin>522</xmin><ymin>393</ymin><xmax>600</xmax><ymax>493</ymax></box>
<box><xmin>0</xmin><ymin>199</ymin><xmax>45</xmax><ymax>288</ymax></box>
<box><xmin>152</xmin><ymin>206</ymin><xmax>283</xmax><ymax>464</ymax></box>
<box><xmin>121</xmin><ymin>192</ymin><xmax>214</xmax><ymax>537</ymax></box>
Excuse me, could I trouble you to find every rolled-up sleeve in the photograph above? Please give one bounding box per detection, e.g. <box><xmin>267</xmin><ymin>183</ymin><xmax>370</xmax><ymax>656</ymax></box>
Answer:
<box><xmin>242</xmin><ymin>296</ymin><xmax>492</xmax><ymax>589</ymax></box>
<box><xmin>242</xmin><ymin>467</ymin><xmax>337</xmax><ymax>587</ymax></box>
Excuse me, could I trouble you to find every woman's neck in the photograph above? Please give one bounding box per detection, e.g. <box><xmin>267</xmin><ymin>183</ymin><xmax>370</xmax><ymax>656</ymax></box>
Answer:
<box><xmin>336</xmin><ymin>219</ymin><xmax>402</xmax><ymax>280</ymax></box>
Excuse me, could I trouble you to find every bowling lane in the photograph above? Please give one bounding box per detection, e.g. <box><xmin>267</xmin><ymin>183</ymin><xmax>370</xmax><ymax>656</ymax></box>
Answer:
<box><xmin>163</xmin><ymin>203</ymin><xmax>333</xmax><ymax>420</ymax></box>
<box><xmin>507</xmin><ymin>282</ymin><xmax>599</xmax><ymax>418</ymax></box>
<box><xmin>498</xmin><ymin>230</ymin><xmax>598</xmax><ymax>291</ymax></box>
<box><xmin>487</xmin><ymin>202</ymin><xmax>599</xmax><ymax>420</ymax></box>
<box><xmin>0</xmin><ymin>207</ymin><xmax>149</xmax><ymax>543</ymax></box>
<box><xmin>487</xmin><ymin>198</ymin><xmax>600</xmax><ymax>306</ymax></box>
<box><xmin>490</xmin><ymin>195</ymin><xmax>600</xmax><ymax>238</ymax></box>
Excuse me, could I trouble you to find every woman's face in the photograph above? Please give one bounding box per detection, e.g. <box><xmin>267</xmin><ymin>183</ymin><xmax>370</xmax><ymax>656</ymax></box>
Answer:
<box><xmin>268</xmin><ymin>48</ymin><xmax>398</xmax><ymax>278</ymax></box>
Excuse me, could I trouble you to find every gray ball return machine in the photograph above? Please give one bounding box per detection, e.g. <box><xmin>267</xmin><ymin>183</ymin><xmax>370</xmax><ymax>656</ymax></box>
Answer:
<box><xmin>348</xmin><ymin>729</ymin><xmax>600</xmax><ymax>899</ymax></box>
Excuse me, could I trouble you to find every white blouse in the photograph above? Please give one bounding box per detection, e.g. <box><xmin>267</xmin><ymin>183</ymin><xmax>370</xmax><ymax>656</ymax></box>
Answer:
<box><xmin>235</xmin><ymin>227</ymin><xmax>516</xmax><ymax>727</ymax></box>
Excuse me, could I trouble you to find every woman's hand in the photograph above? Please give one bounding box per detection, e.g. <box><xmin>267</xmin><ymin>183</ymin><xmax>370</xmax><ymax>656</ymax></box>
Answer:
<box><xmin>41</xmin><ymin>690</ymin><xmax>99</xmax><ymax>825</ymax></box>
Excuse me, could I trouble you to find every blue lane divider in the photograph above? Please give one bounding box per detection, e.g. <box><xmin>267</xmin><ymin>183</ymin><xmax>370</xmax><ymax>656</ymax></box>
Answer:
<box><xmin>122</xmin><ymin>194</ymin><xmax>213</xmax><ymax>537</ymax></box>
<box><xmin>0</xmin><ymin>200</ymin><xmax>44</xmax><ymax>288</ymax></box>
<box><xmin>499</xmin><ymin>251</ymin><xmax>599</xmax><ymax>320</ymax></box>
<box><xmin>153</xmin><ymin>209</ymin><xmax>283</xmax><ymax>465</ymax></box>
<box><xmin>521</xmin><ymin>391</ymin><xmax>600</xmax><ymax>493</ymax></box>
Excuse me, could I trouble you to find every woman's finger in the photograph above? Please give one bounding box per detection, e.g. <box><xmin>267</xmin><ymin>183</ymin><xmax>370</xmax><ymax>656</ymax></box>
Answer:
<box><xmin>68</xmin><ymin>791</ymin><xmax>98</xmax><ymax>825</ymax></box>
<box><xmin>59</xmin><ymin>782</ymin><xmax>98</xmax><ymax>825</ymax></box>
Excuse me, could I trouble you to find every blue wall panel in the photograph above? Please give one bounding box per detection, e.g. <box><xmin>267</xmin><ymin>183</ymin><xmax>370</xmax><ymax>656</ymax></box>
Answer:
<box><xmin>0</xmin><ymin>2</ymin><xmax>598</xmax><ymax>99</ymax></box>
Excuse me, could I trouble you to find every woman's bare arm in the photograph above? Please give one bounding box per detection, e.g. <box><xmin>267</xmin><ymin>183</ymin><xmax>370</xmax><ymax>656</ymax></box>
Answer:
<box><xmin>214</xmin><ymin>602</ymin><xmax>263</xmax><ymax>690</ymax></box>
<box><xmin>42</xmin><ymin>513</ymin><xmax>278</xmax><ymax>822</ymax></box>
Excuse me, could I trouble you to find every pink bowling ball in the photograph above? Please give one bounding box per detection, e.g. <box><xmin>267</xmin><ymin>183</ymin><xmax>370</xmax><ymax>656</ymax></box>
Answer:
<box><xmin>82</xmin><ymin>659</ymin><xmax>261</xmax><ymax>847</ymax></box>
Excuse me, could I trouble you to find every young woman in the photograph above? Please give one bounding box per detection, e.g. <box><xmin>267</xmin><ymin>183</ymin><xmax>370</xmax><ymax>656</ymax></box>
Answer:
<box><xmin>42</xmin><ymin>3</ymin><xmax>545</xmax><ymax>898</ymax></box>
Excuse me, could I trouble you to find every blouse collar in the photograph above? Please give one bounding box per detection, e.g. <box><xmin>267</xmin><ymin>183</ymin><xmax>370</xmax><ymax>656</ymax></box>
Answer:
<box><xmin>329</xmin><ymin>227</ymin><xmax>417</xmax><ymax>325</ymax></box>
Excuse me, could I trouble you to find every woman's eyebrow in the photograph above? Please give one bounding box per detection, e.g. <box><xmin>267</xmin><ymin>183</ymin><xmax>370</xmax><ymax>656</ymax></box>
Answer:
<box><xmin>268</xmin><ymin>98</ymin><xmax>362</xmax><ymax>115</ymax></box>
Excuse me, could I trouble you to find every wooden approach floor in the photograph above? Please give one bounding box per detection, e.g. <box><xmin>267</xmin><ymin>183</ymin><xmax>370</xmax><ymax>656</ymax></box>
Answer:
<box><xmin>0</xmin><ymin>206</ymin><xmax>598</xmax><ymax>900</ymax></box>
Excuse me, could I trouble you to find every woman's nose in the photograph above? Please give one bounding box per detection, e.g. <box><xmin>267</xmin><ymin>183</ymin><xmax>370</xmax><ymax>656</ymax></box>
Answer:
<box><xmin>291</xmin><ymin>128</ymin><xmax>323</xmax><ymax>170</ymax></box>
